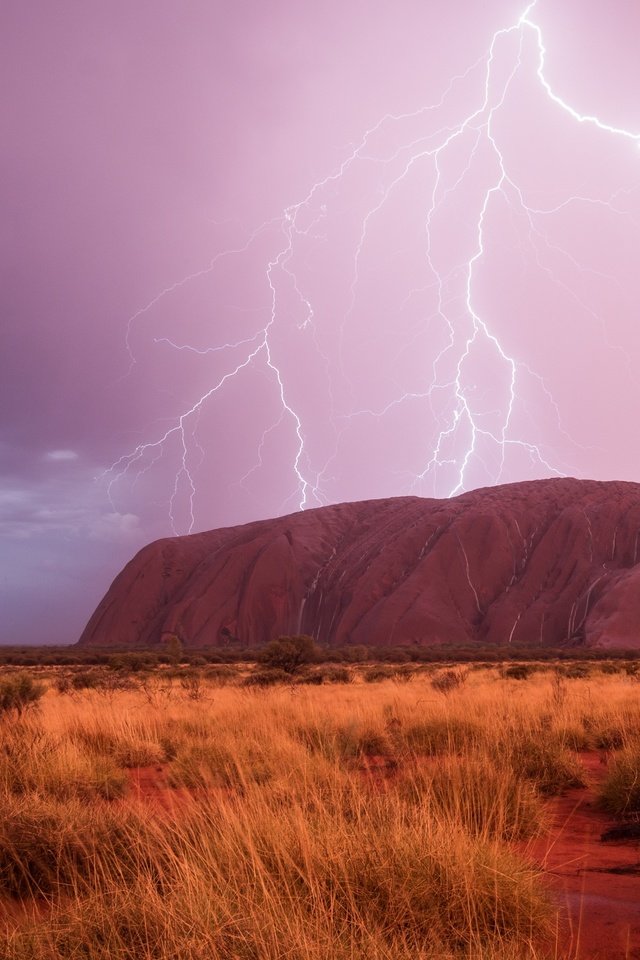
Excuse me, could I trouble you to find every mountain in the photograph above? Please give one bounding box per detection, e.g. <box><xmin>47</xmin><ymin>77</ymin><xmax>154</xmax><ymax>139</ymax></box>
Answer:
<box><xmin>78</xmin><ymin>478</ymin><xmax>640</xmax><ymax>650</ymax></box>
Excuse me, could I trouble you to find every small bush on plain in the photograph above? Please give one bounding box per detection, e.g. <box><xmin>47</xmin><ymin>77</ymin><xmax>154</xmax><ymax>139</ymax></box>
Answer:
<box><xmin>431</xmin><ymin>668</ymin><xmax>468</xmax><ymax>694</ymax></box>
<box><xmin>503</xmin><ymin>664</ymin><xmax>534</xmax><ymax>680</ymax></box>
<box><xmin>598</xmin><ymin>746</ymin><xmax>640</xmax><ymax>815</ymax></box>
<box><xmin>0</xmin><ymin>673</ymin><xmax>44</xmax><ymax>718</ymax></box>
<box><xmin>260</xmin><ymin>635</ymin><xmax>318</xmax><ymax>674</ymax></box>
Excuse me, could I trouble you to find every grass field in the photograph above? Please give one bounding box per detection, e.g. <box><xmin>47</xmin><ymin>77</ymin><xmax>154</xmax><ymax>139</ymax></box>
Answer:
<box><xmin>0</xmin><ymin>661</ymin><xmax>639</xmax><ymax>959</ymax></box>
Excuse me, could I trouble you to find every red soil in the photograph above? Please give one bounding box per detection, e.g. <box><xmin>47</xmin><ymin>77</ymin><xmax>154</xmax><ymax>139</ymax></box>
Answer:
<box><xmin>126</xmin><ymin>764</ymin><xmax>205</xmax><ymax>811</ymax></box>
<box><xmin>127</xmin><ymin>763</ymin><xmax>170</xmax><ymax>799</ymax></box>
<box><xmin>525</xmin><ymin>752</ymin><xmax>640</xmax><ymax>960</ymax></box>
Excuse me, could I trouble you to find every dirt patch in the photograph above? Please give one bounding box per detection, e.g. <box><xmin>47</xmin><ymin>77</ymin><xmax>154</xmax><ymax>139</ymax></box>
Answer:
<box><xmin>125</xmin><ymin>764</ymin><xmax>208</xmax><ymax>812</ymax></box>
<box><xmin>127</xmin><ymin>764</ymin><xmax>169</xmax><ymax>797</ymax></box>
<box><xmin>524</xmin><ymin>752</ymin><xmax>640</xmax><ymax>960</ymax></box>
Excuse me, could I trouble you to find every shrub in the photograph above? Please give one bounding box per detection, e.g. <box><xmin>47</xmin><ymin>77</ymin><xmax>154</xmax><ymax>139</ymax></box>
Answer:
<box><xmin>70</xmin><ymin>670</ymin><xmax>103</xmax><ymax>691</ymax></box>
<box><xmin>401</xmin><ymin>757</ymin><xmax>543</xmax><ymax>841</ymax></box>
<box><xmin>598</xmin><ymin>747</ymin><xmax>640</xmax><ymax>815</ymax></box>
<box><xmin>165</xmin><ymin>633</ymin><xmax>184</xmax><ymax>666</ymax></box>
<box><xmin>392</xmin><ymin>665</ymin><xmax>416</xmax><ymax>682</ymax></box>
<box><xmin>350</xmin><ymin>727</ymin><xmax>393</xmax><ymax>758</ymax></box>
<box><xmin>260</xmin><ymin>635</ymin><xmax>318</xmax><ymax>674</ymax></box>
<box><xmin>0</xmin><ymin>796</ymin><xmax>166</xmax><ymax>898</ymax></box>
<box><xmin>296</xmin><ymin>671</ymin><xmax>324</xmax><ymax>685</ymax></box>
<box><xmin>599</xmin><ymin>662</ymin><xmax>621</xmax><ymax>675</ymax></box>
<box><xmin>108</xmin><ymin>652</ymin><xmax>158</xmax><ymax>673</ymax></box>
<box><xmin>204</xmin><ymin>664</ymin><xmax>236</xmax><ymax>685</ymax></box>
<box><xmin>341</xmin><ymin>645</ymin><xmax>370</xmax><ymax>663</ymax></box>
<box><xmin>53</xmin><ymin>676</ymin><xmax>71</xmax><ymax>695</ymax></box>
<box><xmin>591</xmin><ymin>726</ymin><xmax>625</xmax><ymax>750</ymax></box>
<box><xmin>503</xmin><ymin>664</ymin><xmax>534</xmax><ymax>680</ymax></box>
<box><xmin>185</xmin><ymin>656</ymin><xmax>206</xmax><ymax>667</ymax></box>
<box><xmin>0</xmin><ymin>673</ymin><xmax>44</xmax><ymax>718</ymax></box>
<box><xmin>114</xmin><ymin>740</ymin><xmax>166</xmax><ymax>769</ymax></box>
<box><xmin>500</xmin><ymin>736</ymin><xmax>585</xmax><ymax>797</ymax></box>
<box><xmin>431</xmin><ymin>668</ymin><xmax>468</xmax><ymax>694</ymax></box>
<box><xmin>561</xmin><ymin>663</ymin><xmax>591</xmax><ymax>679</ymax></box>
<box><xmin>363</xmin><ymin>666</ymin><xmax>396</xmax><ymax>683</ymax></box>
<box><xmin>550</xmin><ymin>672</ymin><xmax>568</xmax><ymax>710</ymax></box>
<box><xmin>242</xmin><ymin>669</ymin><xmax>290</xmax><ymax>687</ymax></box>
<box><xmin>179</xmin><ymin>672</ymin><xmax>206</xmax><ymax>701</ymax></box>
<box><xmin>402</xmin><ymin>718</ymin><xmax>481</xmax><ymax>756</ymax></box>
<box><xmin>0</xmin><ymin>728</ymin><xmax>128</xmax><ymax>802</ymax></box>
<box><xmin>322</xmin><ymin>666</ymin><xmax>353</xmax><ymax>684</ymax></box>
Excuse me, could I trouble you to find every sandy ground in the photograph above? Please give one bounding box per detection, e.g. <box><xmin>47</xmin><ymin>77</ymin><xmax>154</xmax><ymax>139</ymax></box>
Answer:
<box><xmin>525</xmin><ymin>752</ymin><xmax>640</xmax><ymax>960</ymax></box>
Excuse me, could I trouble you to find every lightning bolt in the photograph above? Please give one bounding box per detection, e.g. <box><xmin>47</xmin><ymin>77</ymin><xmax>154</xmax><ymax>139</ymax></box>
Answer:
<box><xmin>101</xmin><ymin>1</ymin><xmax>640</xmax><ymax>534</ymax></box>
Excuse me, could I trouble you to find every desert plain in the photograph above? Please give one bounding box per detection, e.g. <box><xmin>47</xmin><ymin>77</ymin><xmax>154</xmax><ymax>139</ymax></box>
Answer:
<box><xmin>0</xmin><ymin>657</ymin><xmax>639</xmax><ymax>959</ymax></box>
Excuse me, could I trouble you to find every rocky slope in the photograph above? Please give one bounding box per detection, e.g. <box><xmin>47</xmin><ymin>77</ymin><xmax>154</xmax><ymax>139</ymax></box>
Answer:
<box><xmin>78</xmin><ymin>478</ymin><xmax>640</xmax><ymax>650</ymax></box>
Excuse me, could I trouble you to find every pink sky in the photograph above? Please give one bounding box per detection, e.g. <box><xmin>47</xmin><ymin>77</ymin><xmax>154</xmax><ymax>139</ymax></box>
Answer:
<box><xmin>2</xmin><ymin>1</ymin><xmax>640</xmax><ymax>643</ymax></box>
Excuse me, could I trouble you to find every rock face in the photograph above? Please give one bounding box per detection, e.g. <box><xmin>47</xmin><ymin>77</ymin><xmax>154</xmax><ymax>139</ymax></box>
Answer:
<box><xmin>78</xmin><ymin>479</ymin><xmax>640</xmax><ymax>650</ymax></box>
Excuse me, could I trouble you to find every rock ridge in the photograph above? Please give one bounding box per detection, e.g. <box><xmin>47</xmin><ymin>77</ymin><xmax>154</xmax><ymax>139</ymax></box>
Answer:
<box><xmin>78</xmin><ymin>478</ymin><xmax>640</xmax><ymax>650</ymax></box>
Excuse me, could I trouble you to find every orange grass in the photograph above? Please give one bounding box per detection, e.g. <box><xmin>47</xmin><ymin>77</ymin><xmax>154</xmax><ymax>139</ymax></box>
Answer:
<box><xmin>1</xmin><ymin>665</ymin><xmax>639</xmax><ymax>958</ymax></box>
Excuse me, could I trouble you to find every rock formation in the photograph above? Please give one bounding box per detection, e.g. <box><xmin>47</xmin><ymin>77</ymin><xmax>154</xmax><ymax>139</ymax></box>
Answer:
<box><xmin>78</xmin><ymin>478</ymin><xmax>640</xmax><ymax>650</ymax></box>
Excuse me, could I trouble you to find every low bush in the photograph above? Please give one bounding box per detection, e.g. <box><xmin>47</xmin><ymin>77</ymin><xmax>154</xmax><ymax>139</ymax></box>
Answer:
<box><xmin>114</xmin><ymin>739</ymin><xmax>166</xmax><ymax>769</ymax></box>
<box><xmin>298</xmin><ymin>666</ymin><xmax>354</xmax><ymax>686</ymax></box>
<box><xmin>108</xmin><ymin>652</ymin><xmax>157</xmax><ymax>673</ymax></box>
<box><xmin>242</xmin><ymin>669</ymin><xmax>290</xmax><ymax>687</ymax></box>
<box><xmin>322</xmin><ymin>666</ymin><xmax>353</xmax><ymax>684</ymax></box>
<box><xmin>401</xmin><ymin>757</ymin><xmax>544</xmax><ymax>841</ymax></box>
<box><xmin>598</xmin><ymin>747</ymin><xmax>640</xmax><ymax>815</ymax></box>
<box><xmin>204</xmin><ymin>664</ymin><xmax>236</xmax><ymax>685</ymax></box>
<box><xmin>599</xmin><ymin>662</ymin><xmax>621</xmax><ymax>675</ymax></box>
<box><xmin>361</xmin><ymin>664</ymin><xmax>415</xmax><ymax>683</ymax></box>
<box><xmin>0</xmin><ymin>673</ymin><xmax>44</xmax><ymax>718</ymax></box>
<box><xmin>402</xmin><ymin>718</ymin><xmax>481</xmax><ymax>756</ymax></box>
<box><xmin>260</xmin><ymin>635</ymin><xmax>318</xmax><ymax>674</ymax></box>
<box><xmin>0</xmin><ymin>727</ymin><xmax>128</xmax><ymax>801</ymax></box>
<box><xmin>179</xmin><ymin>672</ymin><xmax>207</xmax><ymax>701</ymax></box>
<box><xmin>0</xmin><ymin>796</ymin><xmax>168</xmax><ymax>898</ymax></box>
<box><xmin>498</xmin><ymin>735</ymin><xmax>585</xmax><ymax>797</ymax></box>
<box><xmin>431</xmin><ymin>668</ymin><xmax>467</xmax><ymax>694</ymax></box>
<box><xmin>503</xmin><ymin>664</ymin><xmax>534</xmax><ymax>680</ymax></box>
<box><xmin>70</xmin><ymin>670</ymin><xmax>103</xmax><ymax>690</ymax></box>
<box><xmin>561</xmin><ymin>663</ymin><xmax>591</xmax><ymax>679</ymax></box>
<box><xmin>296</xmin><ymin>672</ymin><xmax>324</xmax><ymax>685</ymax></box>
<box><xmin>363</xmin><ymin>666</ymin><xmax>396</xmax><ymax>683</ymax></box>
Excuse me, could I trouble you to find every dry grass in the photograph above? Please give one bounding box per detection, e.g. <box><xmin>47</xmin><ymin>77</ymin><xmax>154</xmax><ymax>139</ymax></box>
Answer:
<box><xmin>0</xmin><ymin>665</ymin><xmax>639</xmax><ymax>958</ymax></box>
<box><xmin>598</xmin><ymin>744</ymin><xmax>640</xmax><ymax>815</ymax></box>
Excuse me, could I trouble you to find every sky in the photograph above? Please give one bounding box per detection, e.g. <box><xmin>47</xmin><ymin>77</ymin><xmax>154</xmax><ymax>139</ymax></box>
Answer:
<box><xmin>2</xmin><ymin>1</ymin><xmax>640</xmax><ymax>645</ymax></box>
